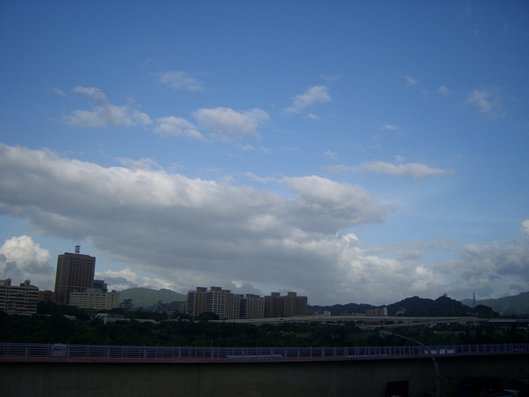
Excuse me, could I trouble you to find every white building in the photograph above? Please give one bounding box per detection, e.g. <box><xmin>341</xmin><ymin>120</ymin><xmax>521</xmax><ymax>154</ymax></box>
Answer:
<box><xmin>69</xmin><ymin>289</ymin><xmax>120</xmax><ymax>310</ymax></box>
<box><xmin>0</xmin><ymin>279</ymin><xmax>39</xmax><ymax>315</ymax></box>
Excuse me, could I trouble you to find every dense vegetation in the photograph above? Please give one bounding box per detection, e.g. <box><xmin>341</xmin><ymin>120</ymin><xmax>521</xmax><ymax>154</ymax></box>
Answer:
<box><xmin>0</xmin><ymin>296</ymin><xmax>520</xmax><ymax>347</ymax></box>
<box><xmin>1</xmin><ymin>309</ymin><xmax>527</xmax><ymax>347</ymax></box>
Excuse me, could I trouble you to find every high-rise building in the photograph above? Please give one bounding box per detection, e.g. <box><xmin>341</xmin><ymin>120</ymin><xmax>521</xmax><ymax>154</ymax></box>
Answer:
<box><xmin>205</xmin><ymin>286</ymin><xmax>228</xmax><ymax>318</ymax></box>
<box><xmin>225</xmin><ymin>292</ymin><xmax>242</xmax><ymax>320</ymax></box>
<box><xmin>54</xmin><ymin>246</ymin><xmax>95</xmax><ymax>304</ymax></box>
<box><xmin>186</xmin><ymin>286</ymin><xmax>243</xmax><ymax>320</ymax></box>
<box><xmin>186</xmin><ymin>287</ymin><xmax>307</xmax><ymax>320</ymax></box>
<box><xmin>283</xmin><ymin>291</ymin><xmax>298</xmax><ymax>317</ymax></box>
<box><xmin>187</xmin><ymin>287</ymin><xmax>207</xmax><ymax>318</ymax></box>
<box><xmin>240</xmin><ymin>294</ymin><xmax>265</xmax><ymax>319</ymax></box>
<box><xmin>295</xmin><ymin>295</ymin><xmax>308</xmax><ymax>315</ymax></box>
<box><xmin>264</xmin><ymin>291</ymin><xmax>308</xmax><ymax>318</ymax></box>
<box><xmin>92</xmin><ymin>279</ymin><xmax>108</xmax><ymax>292</ymax></box>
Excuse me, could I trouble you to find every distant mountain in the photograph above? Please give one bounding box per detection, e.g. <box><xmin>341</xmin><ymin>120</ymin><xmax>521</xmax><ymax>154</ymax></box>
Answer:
<box><xmin>311</xmin><ymin>295</ymin><xmax>498</xmax><ymax>317</ymax></box>
<box><xmin>387</xmin><ymin>295</ymin><xmax>471</xmax><ymax>317</ymax></box>
<box><xmin>309</xmin><ymin>303</ymin><xmax>375</xmax><ymax>316</ymax></box>
<box><xmin>461</xmin><ymin>292</ymin><xmax>529</xmax><ymax>315</ymax></box>
<box><xmin>119</xmin><ymin>287</ymin><xmax>186</xmax><ymax>308</ymax></box>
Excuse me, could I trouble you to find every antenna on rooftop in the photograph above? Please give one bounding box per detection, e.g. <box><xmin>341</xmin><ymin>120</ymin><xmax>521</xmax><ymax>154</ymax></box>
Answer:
<box><xmin>75</xmin><ymin>244</ymin><xmax>80</xmax><ymax>254</ymax></box>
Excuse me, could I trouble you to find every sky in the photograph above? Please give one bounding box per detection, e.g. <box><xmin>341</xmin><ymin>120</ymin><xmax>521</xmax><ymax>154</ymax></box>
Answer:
<box><xmin>0</xmin><ymin>1</ymin><xmax>528</xmax><ymax>305</ymax></box>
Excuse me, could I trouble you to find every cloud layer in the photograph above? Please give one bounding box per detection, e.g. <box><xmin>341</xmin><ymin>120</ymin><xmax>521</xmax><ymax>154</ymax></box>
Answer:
<box><xmin>1</xmin><ymin>144</ymin><xmax>527</xmax><ymax>304</ymax></box>
<box><xmin>0</xmin><ymin>144</ymin><xmax>388</xmax><ymax>302</ymax></box>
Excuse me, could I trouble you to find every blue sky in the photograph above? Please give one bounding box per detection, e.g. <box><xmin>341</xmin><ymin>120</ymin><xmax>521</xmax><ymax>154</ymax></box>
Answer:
<box><xmin>0</xmin><ymin>1</ymin><xmax>528</xmax><ymax>305</ymax></box>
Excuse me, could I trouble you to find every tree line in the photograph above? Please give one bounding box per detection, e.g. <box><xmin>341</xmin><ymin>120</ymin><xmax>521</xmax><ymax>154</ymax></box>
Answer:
<box><xmin>1</xmin><ymin>308</ymin><xmax>527</xmax><ymax>347</ymax></box>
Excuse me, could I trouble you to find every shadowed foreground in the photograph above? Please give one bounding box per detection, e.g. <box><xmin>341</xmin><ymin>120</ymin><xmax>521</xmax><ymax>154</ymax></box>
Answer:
<box><xmin>1</xmin><ymin>354</ymin><xmax>528</xmax><ymax>397</ymax></box>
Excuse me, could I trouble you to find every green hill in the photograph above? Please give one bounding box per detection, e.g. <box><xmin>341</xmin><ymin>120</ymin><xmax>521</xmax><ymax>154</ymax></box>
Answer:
<box><xmin>387</xmin><ymin>295</ymin><xmax>471</xmax><ymax>317</ymax></box>
<box><xmin>461</xmin><ymin>291</ymin><xmax>529</xmax><ymax>315</ymax></box>
<box><xmin>119</xmin><ymin>287</ymin><xmax>186</xmax><ymax>308</ymax></box>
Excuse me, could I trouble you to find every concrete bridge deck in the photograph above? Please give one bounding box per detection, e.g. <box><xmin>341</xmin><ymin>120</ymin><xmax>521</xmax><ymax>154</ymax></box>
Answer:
<box><xmin>1</xmin><ymin>354</ymin><xmax>528</xmax><ymax>397</ymax></box>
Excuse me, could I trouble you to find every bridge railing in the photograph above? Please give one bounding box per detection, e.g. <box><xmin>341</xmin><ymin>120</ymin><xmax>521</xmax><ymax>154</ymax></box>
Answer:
<box><xmin>0</xmin><ymin>343</ymin><xmax>527</xmax><ymax>362</ymax></box>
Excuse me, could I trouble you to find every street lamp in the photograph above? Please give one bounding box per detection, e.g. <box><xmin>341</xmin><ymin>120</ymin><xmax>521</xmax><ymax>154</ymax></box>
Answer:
<box><xmin>378</xmin><ymin>329</ymin><xmax>441</xmax><ymax>397</ymax></box>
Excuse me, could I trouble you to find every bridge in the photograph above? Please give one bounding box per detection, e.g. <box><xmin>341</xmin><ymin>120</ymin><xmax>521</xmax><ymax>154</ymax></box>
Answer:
<box><xmin>1</xmin><ymin>342</ymin><xmax>528</xmax><ymax>363</ymax></box>
<box><xmin>1</xmin><ymin>343</ymin><xmax>528</xmax><ymax>396</ymax></box>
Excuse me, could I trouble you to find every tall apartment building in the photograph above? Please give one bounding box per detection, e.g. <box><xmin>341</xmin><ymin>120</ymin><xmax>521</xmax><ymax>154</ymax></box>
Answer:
<box><xmin>187</xmin><ymin>287</ymin><xmax>252</xmax><ymax>320</ymax></box>
<box><xmin>283</xmin><ymin>291</ymin><xmax>298</xmax><ymax>317</ymax></box>
<box><xmin>295</xmin><ymin>295</ymin><xmax>308</xmax><ymax>315</ymax></box>
<box><xmin>186</xmin><ymin>287</ymin><xmax>305</xmax><ymax>320</ymax></box>
<box><xmin>264</xmin><ymin>291</ymin><xmax>308</xmax><ymax>318</ymax></box>
<box><xmin>240</xmin><ymin>294</ymin><xmax>265</xmax><ymax>319</ymax></box>
<box><xmin>0</xmin><ymin>279</ymin><xmax>39</xmax><ymax>315</ymax></box>
<box><xmin>186</xmin><ymin>286</ymin><xmax>235</xmax><ymax>320</ymax></box>
<box><xmin>225</xmin><ymin>292</ymin><xmax>242</xmax><ymax>320</ymax></box>
<box><xmin>54</xmin><ymin>246</ymin><xmax>95</xmax><ymax>304</ymax></box>
<box><xmin>187</xmin><ymin>287</ymin><xmax>208</xmax><ymax>318</ymax></box>
<box><xmin>206</xmin><ymin>286</ymin><xmax>229</xmax><ymax>319</ymax></box>
<box><xmin>264</xmin><ymin>292</ymin><xmax>282</xmax><ymax>317</ymax></box>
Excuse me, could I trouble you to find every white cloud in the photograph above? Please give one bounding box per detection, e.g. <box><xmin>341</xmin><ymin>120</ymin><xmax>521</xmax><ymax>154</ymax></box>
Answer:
<box><xmin>380</xmin><ymin>123</ymin><xmax>399</xmax><ymax>131</ymax></box>
<box><xmin>466</xmin><ymin>89</ymin><xmax>499</xmax><ymax>114</ymax></box>
<box><xmin>155</xmin><ymin>116</ymin><xmax>205</xmax><ymax>140</ymax></box>
<box><xmin>52</xmin><ymin>88</ymin><xmax>68</xmax><ymax>97</ymax></box>
<box><xmin>244</xmin><ymin>172</ymin><xmax>278</xmax><ymax>184</ymax></box>
<box><xmin>282</xmin><ymin>176</ymin><xmax>388</xmax><ymax>231</ymax></box>
<box><xmin>323</xmin><ymin>150</ymin><xmax>337</xmax><ymax>161</ymax></box>
<box><xmin>73</xmin><ymin>86</ymin><xmax>107</xmax><ymax>102</ymax></box>
<box><xmin>116</xmin><ymin>157</ymin><xmax>158</xmax><ymax>170</ymax></box>
<box><xmin>404</xmin><ymin>75</ymin><xmax>418</xmax><ymax>85</ymax></box>
<box><xmin>456</xmin><ymin>239</ymin><xmax>529</xmax><ymax>298</ymax></box>
<box><xmin>158</xmin><ymin>70</ymin><xmax>205</xmax><ymax>92</ymax></box>
<box><xmin>0</xmin><ymin>235</ymin><xmax>53</xmax><ymax>289</ymax></box>
<box><xmin>194</xmin><ymin>107</ymin><xmax>269</xmax><ymax>138</ymax></box>
<box><xmin>2</xmin><ymin>144</ymin><xmax>524</xmax><ymax>304</ymax></box>
<box><xmin>0</xmin><ymin>144</ymin><xmax>394</xmax><ymax>303</ymax></box>
<box><xmin>394</xmin><ymin>154</ymin><xmax>406</xmax><ymax>163</ymax></box>
<box><xmin>357</xmin><ymin>161</ymin><xmax>453</xmax><ymax>179</ymax></box>
<box><xmin>522</xmin><ymin>219</ymin><xmax>529</xmax><ymax>239</ymax></box>
<box><xmin>327</xmin><ymin>161</ymin><xmax>452</xmax><ymax>179</ymax></box>
<box><xmin>95</xmin><ymin>268</ymin><xmax>177</xmax><ymax>291</ymax></box>
<box><xmin>438</xmin><ymin>85</ymin><xmax>450</xmax><ymax>96</ymax></box>
<box><xmin>284</xmin><ymin>85</ymin><xmax>331</xmax><ymax>114</ymax></box>
<box><xmin>64</xmin><ymin>86</ymin><xmax>152</xmax><ymax>128</ymax></box>
<box><xmin>305</xmin><ymin>113</ymin><xmax>320</xmax><ymax>120</ymax></box>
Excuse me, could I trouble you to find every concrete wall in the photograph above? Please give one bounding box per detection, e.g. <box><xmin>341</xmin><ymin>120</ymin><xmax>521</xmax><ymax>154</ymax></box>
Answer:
<box><xmin>1</xmin><ymin>355</ymin><xmax>528</xmax><ymax>397</ymax></box>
